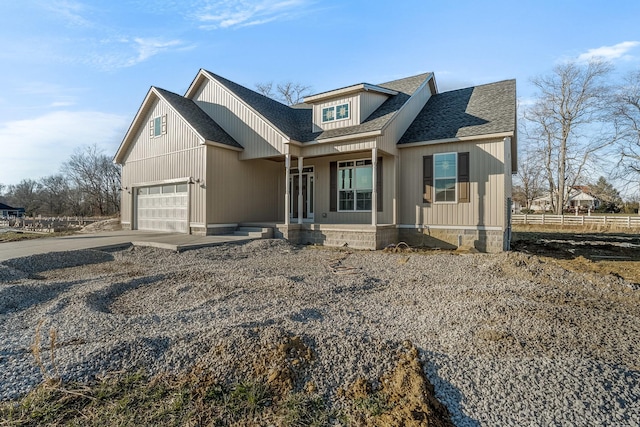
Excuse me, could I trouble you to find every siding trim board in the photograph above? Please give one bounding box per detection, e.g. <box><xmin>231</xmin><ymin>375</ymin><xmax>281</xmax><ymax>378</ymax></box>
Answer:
<box><xmin>397</xmin><ymin>132</ymin><xmax>514</xmax><ymax>149</ymax></box>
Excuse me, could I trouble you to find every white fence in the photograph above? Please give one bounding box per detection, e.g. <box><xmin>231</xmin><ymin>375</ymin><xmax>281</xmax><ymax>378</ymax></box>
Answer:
<box><xmin>512</xmin><ymin>214</ymin><xmax>640</xmax><ymax>228</ymax></box>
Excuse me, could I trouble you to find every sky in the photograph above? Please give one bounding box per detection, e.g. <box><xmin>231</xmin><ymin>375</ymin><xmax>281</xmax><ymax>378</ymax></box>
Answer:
<box><xmin>1</xmin><ymin>0</ymin><xmax>639</xmax><ymax>188</ymax></box>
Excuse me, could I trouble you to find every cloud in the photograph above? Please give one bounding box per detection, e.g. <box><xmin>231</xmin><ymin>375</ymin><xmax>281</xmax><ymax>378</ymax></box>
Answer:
<box><xmin>0</xmin><ymin>111</ymin><xmax>128</xmax><ymax>186</ymax></box>
<box><xmin>194</xmin><ymin>0</ymin><xmax>310</xmax><ymax>29</ymax></box>
<box><xmin>42</xmin><ymin>0</ymin><xmax>94</xmax><ymax>27</ymax></box>
<box><xmin>85</xmin><ymin>37</ymin><xmax>192</xmax><ymax>70</ymax></box>
<box><xmin>577</xmin><ymin>41</ymin><xmax>640</xmax><ymax>62</ymax></box>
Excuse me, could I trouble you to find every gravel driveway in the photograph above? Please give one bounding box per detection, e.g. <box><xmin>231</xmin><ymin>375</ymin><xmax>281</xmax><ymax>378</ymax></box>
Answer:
<box><xmin>1</xmin><ymin>240</ymin><xmax>639</xmax><ymax>426</ymax></box>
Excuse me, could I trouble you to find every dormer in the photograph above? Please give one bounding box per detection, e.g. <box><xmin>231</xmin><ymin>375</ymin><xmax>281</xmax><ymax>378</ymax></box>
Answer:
<box><xmin>304</xmin><ymin>83</ymin><xmax>398</xmax><ymax>133</ymax></box>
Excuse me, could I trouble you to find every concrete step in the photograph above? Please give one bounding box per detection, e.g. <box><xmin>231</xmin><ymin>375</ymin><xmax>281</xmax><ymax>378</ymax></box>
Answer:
<box><xmin>233</xmin><ymin>227</ymin><xmax>273</xmax><ymax>239</ymax></box>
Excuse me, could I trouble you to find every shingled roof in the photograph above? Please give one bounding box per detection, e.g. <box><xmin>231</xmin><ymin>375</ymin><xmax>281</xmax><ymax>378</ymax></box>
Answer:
<box><xmin>202</xmin><ymin>70</ymin><xmax>312</xmax><ymax>142</ymax></box>
<box><xmin>399</xmin><ymin>79</ymin><xmax>516</xmax><ymax>144</ymax></box>
<box><xmin>154</xmin><ymin>87</ymin><xmax>242</xmax><ymax>149</ymax></box>
<box><xmin>201</xmin><ymin>71</ymin><xmax>432</xmax><ymax>143</ymax></box>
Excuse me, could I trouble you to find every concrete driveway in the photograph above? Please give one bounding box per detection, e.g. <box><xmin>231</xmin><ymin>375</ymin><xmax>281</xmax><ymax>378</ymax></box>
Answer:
<box><xmin>0</xmin><ymin>230</ymin><xmax>257</xmax><ymax>262</ymax></box>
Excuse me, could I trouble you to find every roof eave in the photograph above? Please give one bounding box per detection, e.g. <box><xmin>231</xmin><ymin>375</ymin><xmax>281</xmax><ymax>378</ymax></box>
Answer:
<box><xmin>304</xmin><ymin>83</ymin><xmax>398</xmax><ymax>103</ymax></box>
<box><xmin>398</xmin><ymin>131</ymin><xmax>515</xmax><ymax>148</ymax></box>
<box><xmin>201</xmin><ymin>140</ymin><xmax>244</xmax><ymax>151</ymax></box>
<box><xmin>114</xmin><ymin>87</ymin><xmax>158</xmax><ymax>164</ymax></box>
<box><xmin>315</xmin><ymin>130</ymin><xmax>383</xmax><ymax>144</ymax></box>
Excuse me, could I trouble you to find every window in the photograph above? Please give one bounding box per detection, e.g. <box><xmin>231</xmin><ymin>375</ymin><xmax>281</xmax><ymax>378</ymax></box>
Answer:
<box><xmin>338</xmin><ymin>160</ymin><xmax>372</xmax><ymax>211</ymax></box>
<box><xmin>434</xmin><ymin>153</ymin><xmax>457</xmax><ymax>202</ymax></box>
<box><xmin>322</xmin><ymin>103</ymin><xmax>350</xmax><ymax>123</ymax></box>
<box><xmin>149</xmin><ymin>115</ymin><xmax>167</xmax><ymax>137</ymax></box>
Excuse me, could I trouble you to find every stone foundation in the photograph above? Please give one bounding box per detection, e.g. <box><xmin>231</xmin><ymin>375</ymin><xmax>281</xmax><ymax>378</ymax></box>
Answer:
<box><xmin>398</xmin><ymin>227</ymin><xmax>505</xmax><ymax>253</ymax></box>
<box><xmin>275</xmin><ymin>224</ymin><xmax>398</xmax><ymax>250</ymax></box>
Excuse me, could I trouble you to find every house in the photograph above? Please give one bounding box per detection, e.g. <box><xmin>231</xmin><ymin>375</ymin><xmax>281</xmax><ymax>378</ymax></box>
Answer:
<box><xmin>566</xmin><ymin>186</ymin><xmax>600</xmax><ymax>211</ymax></box>
<box><xmin>114</xmin><ymin>69</ymin><xmax>517</xmax><ymax>252</ymax></box>
<box><xmin>530</xmin><ymin>187</ymin><xmax>600</xmax><ymax>213</ymax></box>
<box><xmin>0</xmin><ymin>202</ymin><xmax>25</xmax><ymax>218</ymax></box>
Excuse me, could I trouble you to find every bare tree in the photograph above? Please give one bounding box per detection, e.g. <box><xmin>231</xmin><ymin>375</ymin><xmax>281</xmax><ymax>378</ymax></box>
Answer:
<box><xmin>524</xmin><ymin>60</ymin><xmax>613</xmax><ymax>213</ymax></box>
<box><xmin>513</xmin><ymin>146</ymin><xmax>543</xmax><ymax>210</ymax></box>
<box><xmin>5</xmin><ymin>179</ymin><xmax>42</xmax><ymax>216</ymax></box>
<box><xmin>255</xmin><ymin>81</ymin><xmax>312</xmax><ymax>105</ymax></box>
<box><xmin>612</xmin><ymin>69</ymin><xmax>640</xmax><ymax>180</ymax></box>
<box><xmin>63</xmin><ymin>145</ymin><xmax>121</xmax><ymax>216</ymax></box>
<box><xmin>40</xmin><ymin>174</ymin><xmax>71</xmax><ymax>215</ymax></box>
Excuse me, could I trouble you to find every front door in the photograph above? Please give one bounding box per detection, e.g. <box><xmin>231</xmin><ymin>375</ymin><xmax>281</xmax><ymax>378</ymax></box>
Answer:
<box><xmin>290</xmin><ymin>167</ymin><xmax>314</xmax><ymax>221</ymax></box>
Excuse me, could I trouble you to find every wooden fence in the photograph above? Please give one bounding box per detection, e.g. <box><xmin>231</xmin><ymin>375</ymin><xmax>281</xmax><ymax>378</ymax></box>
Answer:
<box><xmin>512</xmin><ymin>214</ymin><xmax>640</xmax><ymax>228</ymax></box>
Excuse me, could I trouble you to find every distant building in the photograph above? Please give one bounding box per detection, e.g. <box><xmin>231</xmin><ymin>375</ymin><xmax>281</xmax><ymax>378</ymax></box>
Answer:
<box><xmin>530</xmin><ymin>187</ymin><xmax>600</xmax><ymax>213</ymax></box>
<box><xmin>0</xmin><ymin>203</ymin><xmax>25</xmax><ymax>218</ymax></box>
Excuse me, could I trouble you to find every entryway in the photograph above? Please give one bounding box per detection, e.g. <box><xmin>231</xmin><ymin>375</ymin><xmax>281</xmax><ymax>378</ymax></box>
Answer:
<box><xmin>290</xmin><ymin>166</ymin><xmax>314</xmax><ymax>221</ymax></box>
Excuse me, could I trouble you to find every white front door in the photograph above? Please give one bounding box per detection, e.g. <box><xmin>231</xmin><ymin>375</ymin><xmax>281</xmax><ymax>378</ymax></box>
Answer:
<box><xmin>290</xmin><ymin>167</ymin><xmax>314</xmax><ymax>221</ymax></box>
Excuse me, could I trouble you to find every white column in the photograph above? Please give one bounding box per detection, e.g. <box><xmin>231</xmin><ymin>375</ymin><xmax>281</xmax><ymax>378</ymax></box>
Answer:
<box><xmin>298</xmin><ymin>157</ymin><xmax>304</xmax><ymax>224</ymax></box>
<box><xmin>371</xmin><ymin>148</ymin><xmax>377</xmax><ymax>226</ymax></box>
<box><xmin>284</xmin><ymin>154</ymin><xmax>290</xmax><ymax>225</ymax></box>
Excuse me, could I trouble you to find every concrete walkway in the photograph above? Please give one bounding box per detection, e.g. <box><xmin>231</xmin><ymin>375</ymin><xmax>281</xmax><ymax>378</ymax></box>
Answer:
<box><xmin>0</xmin><ymin>230</ymin><xmax>258</xmax><ymax>262</ymax></box>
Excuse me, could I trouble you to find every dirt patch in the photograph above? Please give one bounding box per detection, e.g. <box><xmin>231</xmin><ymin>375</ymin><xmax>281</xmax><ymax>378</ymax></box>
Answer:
<box><xmin>80</xmin><ymin>218</ymin><xmax>122</xmax><ymax>233</ymax></box>
<box><xmin>341</xmin><ymin>341</ymin><xmax>454</xmax><ymax>427</ymax></box>
<box><xmin>511</xmin><ymin>227</ymin><xmax>640</xmax><ymax>285</ymax></box>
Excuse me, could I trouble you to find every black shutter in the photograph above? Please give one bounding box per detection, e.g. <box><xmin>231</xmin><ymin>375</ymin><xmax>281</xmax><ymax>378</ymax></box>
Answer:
<box><xmin>458</xmin><ymin>152</ymin><xmax>470</xmax><ymax>203</ymax></box>
<box><xmin>330</xmin><ymin>161</ymin><xmax>337</xmax><ymax>212</ymax></box>
<box><xmin>377</xmin><ymin>157</ymin><xmax>383</xmax><ymax>212</ymax></box>
<box><xmin>423</xmin><ymin>155</ymin><xmax>433</xmax><ymax>203</ymax></box>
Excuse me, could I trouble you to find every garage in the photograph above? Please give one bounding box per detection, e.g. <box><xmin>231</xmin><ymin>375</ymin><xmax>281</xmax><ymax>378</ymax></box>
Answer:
<box><xmin>136</xmin><ymin>183</ymin><xmax>189</xmax><ymax>233</ymax></box>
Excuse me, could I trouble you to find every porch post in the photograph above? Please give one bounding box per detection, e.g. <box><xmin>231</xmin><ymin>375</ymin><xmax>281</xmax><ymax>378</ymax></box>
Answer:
<box><xmin>298</xmin><ymin>157</ymin><xmax>304</xmax><ymax>224</ymax></box>
<box><xmin>284</xmin><ymin>154</ymin><xmax>290</xmax><ymax>225</ymax></box>
<box><xmin>371</xmin><ymin>148</ymin><xmax>377</xmax><ymax>226</ymax></box>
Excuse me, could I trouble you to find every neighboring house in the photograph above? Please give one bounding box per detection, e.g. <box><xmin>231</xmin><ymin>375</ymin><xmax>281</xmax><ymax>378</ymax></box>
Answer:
<box><xmin>0</xmin><ymin>203</ymin><xmax>25</xmax><ymax>218</ymax></box>
<box><xmin>567</xmin><ymin>186</ymin><xmax>600</xmax><ymax>211</ymax></box>
<box><xmin>531</xmin><ymin>187</ymin><xmax>600</xmax><ymax>213</ymax></box>
<box><xmin>114</xmin><ymin>69</ymin><xmax>517</xmax><ymax>252</ymax></box>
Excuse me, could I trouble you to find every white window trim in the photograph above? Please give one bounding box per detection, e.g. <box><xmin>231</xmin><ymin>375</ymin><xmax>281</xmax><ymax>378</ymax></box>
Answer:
<box><xmin>321</xmin><ymin>102</ymin><xmax>350</xmax><ymax>123</ymax></box>
<box><xmin>150</xmin><ymin>114</ymin><xmax>167</xmax><ymax>138</ymax></box>
<box><xmin>337</xmin><ymin>158</ymin><xmax>373</xmax><ymax>212</ymax></box>
<box><xmin>433</xmin><ymin>152</ymin><xmax>458</xmax><ymax>204</ymax></box>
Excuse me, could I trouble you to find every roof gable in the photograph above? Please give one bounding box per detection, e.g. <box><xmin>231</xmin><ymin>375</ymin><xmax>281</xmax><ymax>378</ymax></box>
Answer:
<box><xmin>114</xmin><ymin>87</ymin><xmax>241</xmax><ymax>164</ymax></box>
<box><xmin>399</xmin><ymin>79</ymin><xmax>516</xmax><ymax>144</ymax></box>
<box><xmin>199</xmin><ymin>70</ymin><xmax>312</xmax><ymax>142</ymax></box>
<box><xmin>311</xmin><ymin>73</ymin><xmax>434</xmax><ymax>141</ymax></box>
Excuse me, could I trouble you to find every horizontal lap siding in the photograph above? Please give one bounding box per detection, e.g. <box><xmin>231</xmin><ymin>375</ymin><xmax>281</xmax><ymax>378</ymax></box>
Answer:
<box><xmin>398</xmin><ymin>139</ymin><xmax>506</xmax><ymax>228</ymax></box>
<box><xmin>206</xmin><ymin>147</ymin><xmax>282</xmax><ymax>223</ymax></box>
<box><xmin>193</xmin><ymin>81</ymin><xmax>285</xmax><ymax>159</ymax></box>
<box><xmin>120</xmin><ymin>98</ymin><xmax>206</xmax><ymax>226</ymax></box>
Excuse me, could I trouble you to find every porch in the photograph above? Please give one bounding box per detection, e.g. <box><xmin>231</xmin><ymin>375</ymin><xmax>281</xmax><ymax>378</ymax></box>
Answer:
<box><xmin>245</xmin><ymin>222</ymin><xmax>398</xmax><ymax>250</ymax></box>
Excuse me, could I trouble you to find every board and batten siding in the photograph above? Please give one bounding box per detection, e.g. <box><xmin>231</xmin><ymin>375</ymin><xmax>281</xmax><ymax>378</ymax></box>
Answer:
<box><xmin>192</xmin><ymin>80</ymin><xmax>286</xmax><ymax>160</ymax></box>
<box><xmin>312</xmin><ymin>95</ymin><xmax>361</xmax><ymax>133</ymax></box>
<box><xmin>120</xmin><ymin>98</ymin><xmax>207</xmax><ymax>227</ymax></box>
<box><xmin>205</xmin><ymin>146</ymin><xmax>282</xmax><ymax>224</ymax></box>
<box><xmin>309</xmin><ymin>152</ymin><xmax>394</xmax><ymax>225</ymax></box>
<box><xmin>398</xmin><ymin>138</ymin><xmax>507</xmax><ymax>229</ymax></box>
<box><xmin>359</xmin><ymin>92</ymin><xmax>390</xmax><ymax>123</ymax></box>
<box><xmin>377</xmin><ymin>80</ymin><xmax>432</xmax><ymax>155</ymax></box>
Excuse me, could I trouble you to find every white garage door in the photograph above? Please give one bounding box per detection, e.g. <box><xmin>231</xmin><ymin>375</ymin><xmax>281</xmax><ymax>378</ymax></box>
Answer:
<box><xmin>136</xmin><ymin>183</ymin><xmax>188</xmax><ymax>233</ymax></box>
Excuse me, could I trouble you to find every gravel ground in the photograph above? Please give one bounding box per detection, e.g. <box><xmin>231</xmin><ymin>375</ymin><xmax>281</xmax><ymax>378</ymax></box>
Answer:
<box><xmin>1</xmin><ymin>240</ymin><xmax>639</xmax><ymax>426</ymax></box>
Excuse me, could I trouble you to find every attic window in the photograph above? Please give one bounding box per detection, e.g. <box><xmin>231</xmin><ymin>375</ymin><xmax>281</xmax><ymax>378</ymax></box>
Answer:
<box><xmin>150</xmin><ymin>115</ymin><xmax>167</xmax><ymax>137</ymax></box>
<box><xmin>322</xmin><ymin>103</ymin><xmax>349</xmax><ymax>123</ymax></box>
